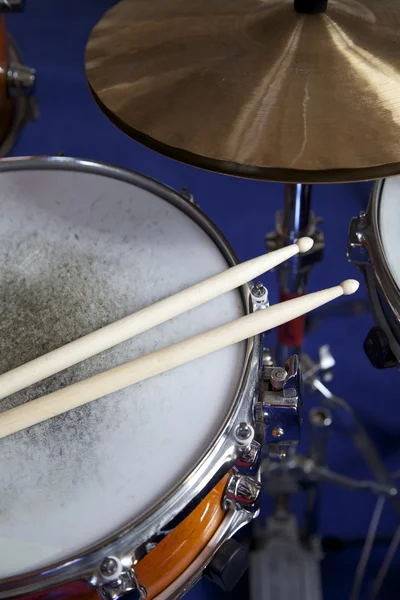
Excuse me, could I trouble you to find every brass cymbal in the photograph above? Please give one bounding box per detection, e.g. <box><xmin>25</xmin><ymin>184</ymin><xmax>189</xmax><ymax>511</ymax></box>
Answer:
<box><xmin>86</xmin><ymin>0</ymin><xmax>400</xmax><ymax>183</ymax></box>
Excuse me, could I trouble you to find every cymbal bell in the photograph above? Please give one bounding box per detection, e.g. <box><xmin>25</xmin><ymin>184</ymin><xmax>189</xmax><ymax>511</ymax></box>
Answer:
<box><xmin>85</xmin><ymin>0</ymin><xmax>400</xmax><ymax>183</ymax></box>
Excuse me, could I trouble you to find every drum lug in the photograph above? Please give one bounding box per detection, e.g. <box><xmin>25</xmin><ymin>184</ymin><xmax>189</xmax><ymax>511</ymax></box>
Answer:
<box><xmin>223</xmin><ymin>473</ymin><xmax>262</xmax><ymax>513</ymax></box>
<box><xmin>235</xmin><ymin>439</ymin><xmax>262</xmax><ymax>474</ymax></box>
<box><xmin>250</xmin><ymin>282</ymin><xmax>269</xmax><ymax>310</ymax></box>
<box><xmin>233</xmin><ymin>419</ymin><xmax>262</xmax><ymax>474</ymax></box>
<box><xmin>7</xmin><ymin>62</ymin><xmax>36</xmax><ymax>95</ymax></box>
<box><xmin>347</xmin><ymin>212</ymin><xmax>370</xmax><ymax>265</ymax></box>
<box><xmin>97</xmin><ymin>557</ymin><xmax>147</xmax><ymax>600</ymax></box>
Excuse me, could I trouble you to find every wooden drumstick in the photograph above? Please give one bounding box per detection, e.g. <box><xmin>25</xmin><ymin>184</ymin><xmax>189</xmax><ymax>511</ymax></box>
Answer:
<box><xmin>0</xmin><ymin>279</ymin><xmax>358</xmax><ymax>441</ymax></box>
<box><xmin>0</xmin><ymin>237</ymin><xmax>314</xmax><ymax>400</ymax></box>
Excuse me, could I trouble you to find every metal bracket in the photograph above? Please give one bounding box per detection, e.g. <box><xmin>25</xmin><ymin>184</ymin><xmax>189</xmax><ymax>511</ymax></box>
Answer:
<box><xmin>347</xmin><ymin>211</ymin><xmax>371</xmax><ymax>266</ymax></box>
<box><xmin>261</xmin><ymin>355</ymin><xmax>302</xmax><ymax>448</ymax></box>
<box><xmin>7</xmin><ymin>62</ymin><xmax>36</xmax><ymax>96</ymax></box>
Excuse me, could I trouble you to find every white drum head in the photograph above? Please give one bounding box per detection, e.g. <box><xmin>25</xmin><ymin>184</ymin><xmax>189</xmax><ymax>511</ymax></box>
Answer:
<box><xmin>379</xmin><ymin>176</ymin><xmax>400</xmax><ymax>290</ymax></box>
<box><xmin>0</xmin><ymin>161</ymin><xmax>246</xmax><ymax>578</ymax></box>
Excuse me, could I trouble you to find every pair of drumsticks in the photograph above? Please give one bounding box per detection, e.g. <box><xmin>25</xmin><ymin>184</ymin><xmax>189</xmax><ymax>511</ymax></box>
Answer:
<box><xmin>0</xmin><ymin>237</ymin><xmax>358</xmax><ymax>441</ymax></box>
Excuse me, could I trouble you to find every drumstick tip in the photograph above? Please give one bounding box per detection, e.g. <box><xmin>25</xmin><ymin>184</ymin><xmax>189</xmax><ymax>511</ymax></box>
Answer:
<box><xmin>296</xmin><ymin>237</ymin><xmax>314</xmax><ymax>253</ymax></box>
<box><xmin>340</xmin><ymin>279</ymin><xmax>359</xmax><ymax>295</ymax></box>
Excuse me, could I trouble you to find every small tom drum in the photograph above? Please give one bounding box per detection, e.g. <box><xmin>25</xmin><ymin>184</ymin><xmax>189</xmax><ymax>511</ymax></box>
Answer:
<box><xmin>349</xmin><ymin>176</ymin><xmax>400</xmax><ymax>369</ymax></box>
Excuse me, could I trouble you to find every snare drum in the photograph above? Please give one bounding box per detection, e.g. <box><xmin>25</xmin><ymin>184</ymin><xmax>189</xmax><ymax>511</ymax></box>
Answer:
<box><xmin>348</xmin><ymin>176</ymin><xmax>400</xmax><ymax>369</ymax></box>
<box><xmin>0</xmin><ymin>158</ymin><xmax>261</xmax><ymax>600</ymax></box>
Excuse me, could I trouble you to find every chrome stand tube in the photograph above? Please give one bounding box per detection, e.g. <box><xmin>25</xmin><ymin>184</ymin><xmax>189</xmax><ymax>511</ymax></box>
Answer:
<box><xmin>266</xmin><ymin>183</ymin><xmax>324</xmax><ymax>365</ymax></box>
<box><xmin>303</xmin><ymin>407</ymin><xmax>332</xmax><ymax>539</ymax></box>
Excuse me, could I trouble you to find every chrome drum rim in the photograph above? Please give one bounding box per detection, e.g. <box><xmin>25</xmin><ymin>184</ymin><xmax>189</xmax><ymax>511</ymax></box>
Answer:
<box><xmin>0</xmin><ymin>156</ymin><xmax>260</xmax><ymax>597</ymax></box>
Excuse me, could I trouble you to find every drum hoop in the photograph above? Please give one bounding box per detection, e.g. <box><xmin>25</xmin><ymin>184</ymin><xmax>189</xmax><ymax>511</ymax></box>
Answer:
<box><xmin>0</xmin><ymin>156</ymin><xmax>260</xmax><ymax>597</ymax></box>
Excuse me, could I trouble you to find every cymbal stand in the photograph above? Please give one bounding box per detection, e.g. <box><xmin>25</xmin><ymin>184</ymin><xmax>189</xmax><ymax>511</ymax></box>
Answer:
<box><xmin>249</xmin><ymin>348</ymin><xmax>399</xmax><ymax>600</ymax></box>
<box><xmin>266</xmin><ymin>183</ymin><xmax>324</xmax><ymax>364</ymax></box>
<box><xmin>250</xmin><ymin>350</ymin><xmax>324</xmax><ymax>600</ymax></box>
<box><xmin>302</xmin><ymin>406</ymin><xmax>333</xmax><ymax>541</ymax></box>
<box><xmin>301</xmin><ymin>355</ymin><xmax>400</xmax><ymax>600</ymax></box>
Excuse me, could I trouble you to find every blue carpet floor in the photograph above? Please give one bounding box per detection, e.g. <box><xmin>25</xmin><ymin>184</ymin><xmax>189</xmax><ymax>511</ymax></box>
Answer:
<box><xmin>5</xmin><ymin>1</ymin><xmax>400</xmax><ymax>598</ymax></box>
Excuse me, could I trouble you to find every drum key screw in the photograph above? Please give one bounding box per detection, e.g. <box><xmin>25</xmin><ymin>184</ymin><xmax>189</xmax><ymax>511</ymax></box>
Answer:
<box><xmin>100</xmin><ymin>556</ymin><xmax>120</xmax><ymax>578</ymax></box>
<box><xmin>234</xmin><ymin>422</ymin><xmax>254</xmax><ymax>445</ymax></box>
<box><xmin>251</xmin><ymin>281</ymin><xmax>266</xmax><ymax>298</ymax></box>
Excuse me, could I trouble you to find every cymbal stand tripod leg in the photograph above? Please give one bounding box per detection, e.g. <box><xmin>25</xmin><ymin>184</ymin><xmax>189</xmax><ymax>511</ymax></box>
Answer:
<box><xmin>302</xmin><ymin>406</ymin><xmax>333</xmax><ymax>541</ymax></box>
<box><xmin>266</xmin><ymin>183</ymin><xmax>324</xmax><ymax>363</ymax></box>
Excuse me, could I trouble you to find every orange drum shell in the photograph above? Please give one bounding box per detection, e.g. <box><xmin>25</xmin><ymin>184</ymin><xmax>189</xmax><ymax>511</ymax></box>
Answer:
<box><xmin>14</xmin><ymin>474</ymin><xmax>229</xmax><ymax>600</ymax></box>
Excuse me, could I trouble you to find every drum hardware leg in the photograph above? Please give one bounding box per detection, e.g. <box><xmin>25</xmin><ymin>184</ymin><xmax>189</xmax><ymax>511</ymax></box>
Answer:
<box><xmin>366</xmin><ymin>522</ymin><xmax>400</xmax><ymax>600</ymax></box>
<box><xmin>300</xmin><ymin>363</ymin><xmax>400</xmax><ymax>513</ymax></box>
<box><xmin>350</xmin><ymin>497</ymin><xmax>386</xmax><ymax>600</ymax></box>
<box><xmin>266</xmin><ymin>183</ymin><xmax>324</xmax><ymax>365</ymax></box>
<box><xmin>250</xmin><ymin>353</ymin><xmax>399</xmax><ymax>600</ymax></box>
<box><xmin>250</xmin><ymin>446</ymin><xmax>396</xmax><ymax>600</ymax></box>
<box><xmin>249</xmin><ymin>501</ymin><xmax>323</xmax><ymax>600</ymax></box>
<box><xmin>302</xmin><ymin>407</ymin><xmax>332</xmax><ymax>541</ymax></box>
